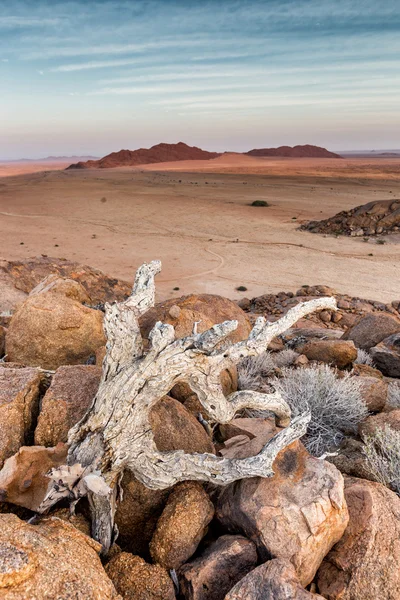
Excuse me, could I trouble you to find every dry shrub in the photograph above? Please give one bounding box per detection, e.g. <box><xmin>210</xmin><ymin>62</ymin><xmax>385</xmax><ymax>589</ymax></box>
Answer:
<box><xmin>355</xmin><ymin>349</ymin><xmax>374</xmax><ymax>366</ymax></box>
<box><xmin>387</xmin><ymin>382</ymin><xmax>400</xmax><ymax>409</ymax></box>
<box><xmin>363</xmin><ymin>425</ymin><xmax>400</xmax><ymax>496</ymax></box>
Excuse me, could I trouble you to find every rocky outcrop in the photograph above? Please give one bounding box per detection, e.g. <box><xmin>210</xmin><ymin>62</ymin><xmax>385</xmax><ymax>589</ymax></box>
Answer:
<box><xmin>343</xmin><ymin>312</ymin><xmax>400</xmax><ymax>349</ymax></box>
<box><xmin>225</xmin><ymin>558</ymin><xmax>326</xmax><ymax>599</ymax></box>
<box><xmin>178</xmin><ymin>535</ymin><xmax>257</xmax><ymax>600</ymax></box>
<box><xmin>0</xmin><ymin>444</ymin><xmax>68</xmax><ymax>511</ymax></box>
<box><xmin>0</xmin><ymin>367</ymin><xmax>42</xmax><ymax>468</ymax></box>
<box><xmin>5</xmin><ymin>277</ymin><xmax>106</xmax><ymax>369</ymax></box>
<box><xmin>105</xmin><ymin>552</ymin><xmax>175</xmax><ymax>600</ymax></box>
<box><xmin>217</xmin><ymin>443</ymin><xmax>348</xmax><ymax>586</ymax></box>
<box><xmin>370</xmin><ymin>332</ymin><xmax>400</xmax><ymax>376</ymax></box>
<box><xmin>68</xmin><ymin>142</ymin><xmax>221</xmax><ymax>169</ymax></box>
<box><xmin>317</xmin><ymin>478</ymin><xmax>400</xmax><ymax>599</ymax></box>
<box><xmin>297</xmin><ymin>339</ymin><xmax>357</xmax><ymax>368</ymax></box>
<box><xmin>0</xmin><ymin>256</ymin><xmax>131</xmax><ymax>313</ymax></box>
<box><xmin>0</xmin><ymin>513</ymin><xmax>120</xmax><ymax>599</ymax></box>
<box><xmin>34</xmin><ymin>365</ymin><xmax>101</xmax><ymax>447</ymax></box>
<box><xmin>150</xmin><ymin>482</ymin><xmax>214</xmax><ymax>570</ymax></box>
<box><xmin>301</xmin><ymin>199</ymin><xmax>400</xmax><ymax>236</ymax></box>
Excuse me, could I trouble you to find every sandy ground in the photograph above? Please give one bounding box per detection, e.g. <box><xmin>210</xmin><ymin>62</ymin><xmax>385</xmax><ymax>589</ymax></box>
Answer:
<box><xmin>0</xmin><ymin>155</ymin><xmax>399</xmax><ymax>303</ymax></box>
<box><xmin>0</xmin><ymin>161</ymin><xmax>73</xmax><ymax>178</ymax></box>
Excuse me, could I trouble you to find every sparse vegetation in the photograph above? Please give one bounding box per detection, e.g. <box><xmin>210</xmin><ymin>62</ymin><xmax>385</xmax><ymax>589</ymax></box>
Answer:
<box><xmin>363</xmin><ymin>425</ymin><xmax>400</xmax><ymax>496</ymax></box>
<box><xmin>355</xmin><ymin>349</ymin><xmax>374</xmax><ymax>366</ymax></box>
<box><xmin>236</xmin><ymin>285</ymin><xmax>248</xmax><ymax>292</ymax></box>
<box><xmin>272</xmin><ymin>365</ymin><xmax>368</xmax><ymax>456</ymax></box>
<box><xmin>238</xmin><ymin>352</ymin><xmax>275</xmax><ymax>392</ymax></box>
<box><xmin>387</xmin><ymin>382</ymin><xmax>400</xmax><ymax>408</ymax></box>
<box><xmin>251</xmin><ymin>200</ymin><xmax>269</xmax><ymax>207</ymax></box>
<box><xmin>376</xmin><ymin>239</ymin><xmax>386</xmax><ymax>245</ymax></box>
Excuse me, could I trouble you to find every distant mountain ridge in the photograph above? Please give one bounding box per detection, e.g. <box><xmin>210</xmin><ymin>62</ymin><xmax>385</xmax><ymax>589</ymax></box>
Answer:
<box><xmin>5</xmin><ymin>156</ymin><xmax>99</xmax><ymax>163</ymax></box>
<box><xmin>67</xmin><ymin>142</ymin><xmax>221</xmax><ymax>169</ymax></box>
<box><xmin>246</xmin><ymin>144</ymin><xmax>341</xmax><ymax>158</ymax></box>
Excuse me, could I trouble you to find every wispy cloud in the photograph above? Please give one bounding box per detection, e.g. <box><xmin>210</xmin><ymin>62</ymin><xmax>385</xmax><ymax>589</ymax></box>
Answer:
<box><xmin>0</xmin><ymin>16</ymin><xmax>60</xmax><ymax>28</ymax></box>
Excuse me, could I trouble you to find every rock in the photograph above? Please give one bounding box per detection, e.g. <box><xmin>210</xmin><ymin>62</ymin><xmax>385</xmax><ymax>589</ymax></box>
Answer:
<box><xmin>0</xmin><ymin>367</ymin><xmax>42</xmax><ymax>468</ymax></box>
<box><xmin>106</xmin><ymin>552</ymin><xmax>175</xmax><ymax>600</ymax></box>
<box><xmin>178</xmin><ymin>534</ymin><xmax>257</xmax><ymax>600</ymax></box>
<box><xmin>0</xmin><ymin>255</ymin><xmax>131</xmax><ymax>310</ymax></box>
<box><xmin>317</xmin><ymin>477</ymin><xmax>400</xmax><ymax>599</ymax></box>
<box><xmin>150</xmin><ymin>396</ymin><xmax>215</xmax><ymax>454</ymax></box>
<box><xmin>5</xmin><ymin>277</ymin><xmax>106</xmax><ymax>369</ymax></box>
<box><xmin>370</xmin><ymin>332</ymin><xmax>400</xmax><ymax>376</ymax></box>
<box><xmin>0</xmin><ymin>444</ymin><xmax>68</xmax><ymax>511</ymax></box>
<box><xmin>218</xmin><ymin>418</ymin><xmax>279</xmax><ymax>459</ymax></box>
<box><xmin>343</xmin><ymin>312</ymin><xmax>400</xmax><ymax>350</ymax></box>
<box><xmin>150</xmin><ymin>482</ymin><xmax>214</xmax><ymax>569</ymax></box>
<box><xmin>0</xmin><ymin>326</ymin><xmax>5</xmax><ymax>357</ymax></box>
<box><xmin>34</xmin><ymin>365</ymin><xmax>101</xmax><ymax>447</ymax></box>
<box><xmin>351</xmin><ymin>363</ymin><xmax>383</xmax><ymax>378</ymax></box>
<box><xmin>49</xmin><ymin>507</ymin><xmax>91</xmax><ymax>536</ymax></box>
<box><xmin>225</xmin><ymin>558</ymin><xmax>325</xmax><ymax>600</ymax></box>
<box><xmin>359</xmin><ymin>409</ymin><xmax>400</xmax><ymax>438</ymax></box>
<box><xmin>357</xmin><ymin>376</ymin><xmax>388</xmax><ymax>412</ymax></box>
<box><xmin>327</xmin><ymin>438</ymin><xmax>377</xmax><ymax>482</ymax></box>
<box><xmin>298</xmin><ymin>339</ymin><xmax>357</xmax><ymax>368</ymax></box>
<box><xmin>217</xmin><ymin>443</ymin><xmax>348</xmax><ymax>586</ymax></box>
<box><xmin>115</xmin><ymin>472</ymin><xmax>169</xmax><ymax>557</ymax></box>
<box><xmin>0</xmin><ymin>513</ymin><xmax>120</xmax><ymax>599</ymax></box>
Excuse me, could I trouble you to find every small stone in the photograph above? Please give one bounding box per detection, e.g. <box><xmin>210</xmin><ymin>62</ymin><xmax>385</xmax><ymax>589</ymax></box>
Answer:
<box><xmin>106</xmin><ymin>552</ymin><xmax>175</xmax><ymax>600</ymax></box>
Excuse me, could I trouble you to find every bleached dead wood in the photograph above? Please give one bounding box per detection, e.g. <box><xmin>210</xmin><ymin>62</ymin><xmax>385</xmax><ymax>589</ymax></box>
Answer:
<box><xmin>38</xmin><ymin>260</ymin><xmax>337</xmax><ymax>551</ymax></box>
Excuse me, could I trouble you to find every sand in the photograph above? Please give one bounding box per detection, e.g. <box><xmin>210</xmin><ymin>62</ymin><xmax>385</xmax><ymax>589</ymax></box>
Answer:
<box><xmin>0</xmin><ymin>155</ymin><xmax>399</xmax><ymax>303</ymax></box>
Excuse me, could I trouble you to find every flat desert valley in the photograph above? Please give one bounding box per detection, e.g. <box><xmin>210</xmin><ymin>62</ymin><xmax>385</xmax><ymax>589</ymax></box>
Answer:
<box><xmin>0</xmin><ymin>154</ymin><xmax>399</xmax><ymax>303</ymax></box>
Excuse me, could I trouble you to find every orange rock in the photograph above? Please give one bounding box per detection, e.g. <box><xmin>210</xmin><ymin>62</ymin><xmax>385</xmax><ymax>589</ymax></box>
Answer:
<box><xmin>106</xmin><ymin>552</ymin><xmax>175</xmax><ymax>599</ymax></box>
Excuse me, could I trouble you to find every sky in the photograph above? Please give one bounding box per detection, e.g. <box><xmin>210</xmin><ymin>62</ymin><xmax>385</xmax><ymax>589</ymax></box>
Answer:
<box><xmin>1</xmin><ymin>0</ymin><xmax>399</xmax><ymax>159</ymax></box>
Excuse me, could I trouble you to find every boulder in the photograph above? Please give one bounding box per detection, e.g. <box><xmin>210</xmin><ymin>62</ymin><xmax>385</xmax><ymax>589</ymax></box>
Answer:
<box><xmin>34</xmin><ymin>365</ymin><xmax>101</xmax><ymax>447</ymax></box>
<box><xmin>106</xmin><ymin>552</ymin><xmax>175</xmax><ymax>600</ymax></box>
<box><xmin>328</xmin><ymin>438</ymin><xmax>378</xmax><ymax>482</ymax></box>
<box><xmin>218</xmin><ymin>417</ymin><xmax>278</xmax><ymax>459</ymax></box>
<box><xmin>115</xmin><ymin>472</ymin><xmax>169</xmax><ymax>557</ymax></box>
<box><xmin>0</xmin><ymin>367</ymin><xmax>42</xmax><ymax>468</ymax></box>
<box><xmin>0</xmin><ymin>513</ymin><xmax>120</xmax><ymax>599</ymax></box>
<box><xmin>357</xmin><ymin>376</ymin><xmax>388</xmax><ymax>412</ymax></box>
<box><xmin>217</xmin><ymin>443</ymin><xmax>348</xmax><ymax>586</ymax></box>
<box><xmin>0</xmin><ymin>255</ymin><xmax>131</xmax><ymax>309</ymax></box>
<box><xmin>150</xmin><ymin>482</ymin><xmax>214</xmax><ymax>570</ymax></box>
<box><xmin>298</xmin><ymin>339</ymin><xmax>357</xmax><ymax>368</ymax></box>
<box><xmin>342</xmin><ymin>312</ymin><xmax>400</xmax><ymax>350</ymax></box>
<box><xmin>359</xmin><ymin>409</ymin><xmax>400</xmax><ymax>438</ymax></box>
<box><xmin>150</xmin><ymin>396</ymin><xmax>215</xmax><ymax>454</ymax></box>
<box><xmin>317</xmin><ymin>477</ymin><xmax>400</xmax><ymax>599</ymax></box>
<box><xmin>179</xmin><ymin>535</ymin><xmax>257</xmax><ymax>600</ymax></box>
<box><xmin>0</xmin><ymin>444</ymin><xmax>68</xmax><ymax>511</ymax></box>
<box><xmin>370</xmin><ymin>332</ymin><xmax>400</xmax><ymax>377</ymax></box>
<box><xmin>5</xmin><ymin>277</ymin><xmax>106</xmax><ymax>369</ymax></box>
<box><xmin>225</xmin><ymin>558</ymin><xmax>325</xmax><ymax>600</ymax></box>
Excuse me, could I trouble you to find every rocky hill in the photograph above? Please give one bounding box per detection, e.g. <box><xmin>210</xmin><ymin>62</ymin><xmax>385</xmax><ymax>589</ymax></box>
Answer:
<box><xmin>246</xmin><ymin>144</ymin><xmax>341</xmax><ymax>158</ymax></box>
<box><xmin>301</xmin><ymin>199</ymin><xmax>400</xmax><ymax>237</ymax></box>
<box><xmin>67</xmin><ymin>142</ymin><xmax>221</xmax><ymax>169</ymax></box>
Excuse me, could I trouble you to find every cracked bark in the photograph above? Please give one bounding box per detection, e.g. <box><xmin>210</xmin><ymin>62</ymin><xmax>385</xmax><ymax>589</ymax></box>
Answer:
<box><xmin>38</xmin><ymin>260</ymin><xmax>337</xmax><ymax>551</ymax></box>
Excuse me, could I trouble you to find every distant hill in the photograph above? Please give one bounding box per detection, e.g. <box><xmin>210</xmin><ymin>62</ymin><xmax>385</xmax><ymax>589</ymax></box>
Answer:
<box><xmin>67</xmin><ymin>142</ymin><xmax>221</xmax><ymax>169</ymax></box>
<box><xmin>246</xmin><ymin>145</ymin><xmax>341</xmax><ymax>158</ymax></box>
<box><xmin>5</xmin><ymin>156</ymin><xmax>99</xmax><ymax>163</ymax></box>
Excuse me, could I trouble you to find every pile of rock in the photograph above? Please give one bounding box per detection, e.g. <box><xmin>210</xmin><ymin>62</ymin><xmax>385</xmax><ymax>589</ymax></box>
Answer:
<box><xmin>300</xmin><ymin>199</ymin><xmax>400</xmax><ymax>237</ymax></box>
<box><xmin>0</xmin><ymin>260</ymin><xmax>399</xmax><ymax>599</ymax></box>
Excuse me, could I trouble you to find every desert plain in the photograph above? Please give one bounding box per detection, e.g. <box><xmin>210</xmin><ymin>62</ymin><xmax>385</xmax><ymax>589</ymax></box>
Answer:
<box><xmin>0</xmin><ymin>153</ymin><xmax>399</xmax><ymax>303</ymax></box>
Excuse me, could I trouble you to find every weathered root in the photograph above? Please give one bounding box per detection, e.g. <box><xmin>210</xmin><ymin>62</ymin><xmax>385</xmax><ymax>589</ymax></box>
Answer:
<box><xmin>38</xmin><ymin>260</ymin><xmax>337</xmax><ymax>551</ymax></box>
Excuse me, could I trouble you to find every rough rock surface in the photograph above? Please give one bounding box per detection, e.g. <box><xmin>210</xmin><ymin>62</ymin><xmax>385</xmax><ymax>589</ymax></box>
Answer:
<box><xmin>0</xmin><ymin>367</ymin><xmax>42</xmax><ymax>468</ymax></box>
<box><xmin>178</xmin><ymin>534</ymin><xmax>257</xmax><ymax>600</ymax></box>
<box><xmin>218</xmin><ymin>417</ymin><xmax>278</xmax><ymax>459</ymax></box>
<box><xmin>300</xmin><ymin>199</ymin><xmax>400</xmax><ymax>237</ymax></box>
<box><xmin>317</xmin><ymin>477</ymin><xmax>400</xmax><ymax>600</ymax></box>
<box><xmin>359</xmin><ymin>409</ymin><xmax>400</xmax><ymax>438</ymax></box>
<box><xmin>150</xmin><ymin>482</ymin><xmax>214</xmax><ymax>569</ymax></box>
<box><xmin>115</xmin><ymin>472</ymin><xmax>169</xmax><ymax>557</ymax></box>
<box><xmin>150</xmin><ymin>396</ymin><xmax>215</xmax><ymax>454</ymax></box>
<box><xmin>0</xmin><ymin>444</ymin><xmax>68</xmax><ymax>511</ymax></box>
<box><xmin>34</xmin><ymin>365</ymin><xmax>101</xmax><ymax>446</ymax></box>
<box><xmin>370</xmin><ymin>332</ymin><xmax>400</xmax><ymax>376</ymax></box>
<box><xmin>298</xmin><ymin>339</ymin><xmax>357</xmax><ymax>368</ymax></box>
<box><xmin>0</xmin><ymin>255</ymin><xmax>131</xmax><ymax>310</ymax></box>
<box><xmin>225</xmin><ymin>558</ymin><xmax>325</xmax><ymax>600</ymax></box>
<box><xmin>105</xmin><ymin>552</ymin><xmax>175</xmax><ymax>599</ymax></box>
<box><xmin>6</xmin><ymin>277</ymin><xmax>106</xmax><ymax>369</ymax></box>
<box><xmin>328</xmin><ymin>438</ymin><xmax>379</xmax><ymax>482</ymax></box>
<box><xmin>343</xmin><ymin>312</ymin><xmax>400</xmax><ymax>350</ymax></box>
<box><xmin>217</xmin><ymin>443</ymin><xmax>348</xmax><ymax>586</ymax></box>
<box><xmin>0</xmin><ymin>513</ymin><xmax>120</xmax><ymax>599</ymax></box>
<box><xmin>357</xmin><ymin>375</ymin><xmax>388</xmax><ymax>412</ymax></box>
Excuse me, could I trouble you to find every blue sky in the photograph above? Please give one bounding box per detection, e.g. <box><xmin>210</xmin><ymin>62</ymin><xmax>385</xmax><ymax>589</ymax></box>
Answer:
<box><xmin>1</xmin><ymin>0</ymin><xmax>399</xmax><ymax>159</ymax></box>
